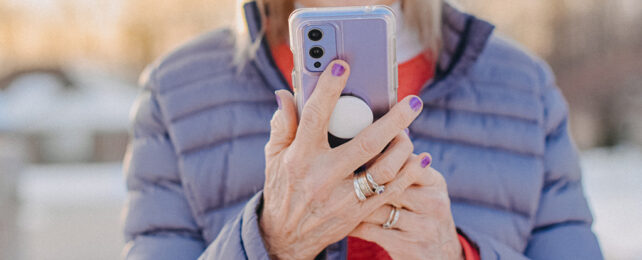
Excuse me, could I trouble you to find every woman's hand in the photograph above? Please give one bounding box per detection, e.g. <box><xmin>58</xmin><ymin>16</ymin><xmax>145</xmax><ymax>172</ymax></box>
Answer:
<box><xmin>260</xmin><ymin>60</ymin><xmax>425</xmax><ymax>259</ymax></box>
<box><xmin>350</xmin><ymin>154</ymin><xmax>464</xmax><ymax>260</ymax></box>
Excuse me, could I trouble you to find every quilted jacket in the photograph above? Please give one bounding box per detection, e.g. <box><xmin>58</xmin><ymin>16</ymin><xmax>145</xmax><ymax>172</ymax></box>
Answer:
<box><xmin>122</xmin><ymin>2</ymin><xmax>603</xmax><ymax>259</ymax></box>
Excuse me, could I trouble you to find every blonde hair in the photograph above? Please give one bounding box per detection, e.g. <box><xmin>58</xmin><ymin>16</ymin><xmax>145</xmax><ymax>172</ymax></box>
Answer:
<box><xmin>234</xmin><ymin>0</ymin><xmax>446</xmax><ymax>68</ymax></box>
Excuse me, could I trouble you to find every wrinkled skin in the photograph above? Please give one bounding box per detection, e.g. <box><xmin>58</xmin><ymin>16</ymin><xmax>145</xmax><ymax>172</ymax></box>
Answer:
<box><xmin>260</xmin><ymin>59</ymin><xmax>462</xmax><ymax>259</ymax></box>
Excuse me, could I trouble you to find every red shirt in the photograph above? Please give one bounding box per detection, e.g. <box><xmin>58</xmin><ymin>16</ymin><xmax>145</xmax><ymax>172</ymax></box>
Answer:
<box><xmin>270</xmin><ymin>44</ymin><xmax>479</xmax><ymax>260</ymax></box>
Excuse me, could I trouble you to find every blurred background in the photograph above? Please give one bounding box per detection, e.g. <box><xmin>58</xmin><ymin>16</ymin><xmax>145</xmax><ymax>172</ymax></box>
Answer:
<box><xmin>0</xmin><ymin>0</ymin><xmax>640</xmax><ymax>259</ymax></box>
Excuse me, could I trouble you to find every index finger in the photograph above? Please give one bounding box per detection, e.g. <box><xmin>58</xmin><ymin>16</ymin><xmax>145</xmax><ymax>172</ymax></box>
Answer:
<box><xmin>333</xmin><ymin>95</ymin><xmax>423</xmax><ymax>172</ymax></box>
<box><xmin>296</xmin><ymin>60</ymin><xmax>351</xmax><ymax>144</ymax></box>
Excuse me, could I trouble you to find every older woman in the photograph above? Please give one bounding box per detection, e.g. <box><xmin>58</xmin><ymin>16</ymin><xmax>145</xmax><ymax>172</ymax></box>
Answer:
<box><xmin>122</xmin><ymin>0</ymin><xmax>603</xmax><ymax>259</ymax></box>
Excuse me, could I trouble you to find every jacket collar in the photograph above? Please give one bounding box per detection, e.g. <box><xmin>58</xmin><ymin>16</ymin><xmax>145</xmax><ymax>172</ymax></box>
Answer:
<box><xmin>242</xmin><ymin>1</ymin><xmax>494</xmax><ymax>100</ymax></box>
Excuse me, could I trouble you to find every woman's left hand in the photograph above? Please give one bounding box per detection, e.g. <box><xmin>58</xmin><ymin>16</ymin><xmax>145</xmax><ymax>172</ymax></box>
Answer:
<box><xmin>350</xmin><ymin>154</ymin><xmax>464</xmax><ymax>260</ymax></box>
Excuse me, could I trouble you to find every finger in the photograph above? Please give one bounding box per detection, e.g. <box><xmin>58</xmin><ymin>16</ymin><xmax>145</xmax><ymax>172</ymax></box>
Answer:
<box><xmin>396</xmin><ymin>186</ymin><xmax>451</xmax><ymax>215</ymax></box>
<box><xmin>364</xmin><ymin>131</ymin><xmax>413</xmax><ymax>184</ymax></box>
<box><xmin>265</xmin><ymin>90</ymin><xmax>298</xmax><ymax>157</ymax></box>
<box><xmin>296</xmin><ymin>60</ymin><xmax>350</xmax><ymax>144</ymax></box>
<box><xmin>362</xmin><ymin>205</ymin><xmax>421</xmax><ymax>232</ymax></box>
<box><xmin>408</xmin><ymin>153</ymin><xmax>448</xmax><ymax>189</ymax></box>
<box><xmin>334</xmin><ymin>95</ymin><xmax>424</xmax><ymax>172</ymax></box>
<box><xmin>356</xmin><ymin>153</ymin><xmax>427</xmax><ymax>217</ymax></box>
<box><xmin>349</xmin><ymin>222</ymin><xmax>404</xmax><ymax>247</ymax></box>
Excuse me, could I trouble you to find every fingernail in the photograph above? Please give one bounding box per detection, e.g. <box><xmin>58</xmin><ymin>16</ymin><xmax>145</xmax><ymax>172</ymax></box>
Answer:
<box><xmin>409</xmin><ymin>96</ymin><xmax>423</xmax><ymax>112</ymax></box>
<box><xmin>332</xmin><ymin>63</ymin><xmax>345</xmax><ymax>77</ymax></box>
<box><xmin>420</xmin><ymin>155</ymin><xmax>432</xmax><ymax>168</ymax></box>
<box><xmin>404</xmin><ymin>128</ymin><xmax>410</xmax><ymax>135</ymax></box>
<box><xmin>275</xmin><ymin>93</ymin><xmax>282</xmax><ymax>110</ymax></box>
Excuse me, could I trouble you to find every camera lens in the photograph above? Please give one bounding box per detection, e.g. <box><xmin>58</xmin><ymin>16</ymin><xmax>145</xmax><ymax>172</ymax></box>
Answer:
<box><xmin>309</xmin><ymin>47</ymin><xmax>324</xmax><ymax>59</ymax></box>
<box><xmin>308</xmin><ymin>29</ymin><xmax>323</xmax><ymax>41</ymax></box>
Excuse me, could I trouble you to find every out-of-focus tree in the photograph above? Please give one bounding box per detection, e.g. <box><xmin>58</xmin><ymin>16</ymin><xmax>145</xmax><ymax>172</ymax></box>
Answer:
<box><xmin>464</xmin><ymin>0</ymin><xmax>555</xmax><ymax>56</ymax></box>
<box><xmin>119</xmin><ymin>0</ymin><xmax>236</xmax><ymax>71</ymax></box>
<box><xmin>0</xmin><ymin>1</ymin><xmax>20</xmax><ymax>73</ymax></box>
<box><xmin>547</xmin><ymin>0</ymin><xmax>642</xmax><ymax>147</ymax></box>
<box><xmin>467</xmin><ymin>0</ymin><xmax>642</xmax><ymax>148</ymax></box>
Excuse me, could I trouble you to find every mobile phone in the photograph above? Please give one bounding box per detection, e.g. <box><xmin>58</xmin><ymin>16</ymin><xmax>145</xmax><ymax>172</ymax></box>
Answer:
<box><xmin>289</xmin><ymin>6</ymin><xmax>398</xmax><ymax>147</ymax></box>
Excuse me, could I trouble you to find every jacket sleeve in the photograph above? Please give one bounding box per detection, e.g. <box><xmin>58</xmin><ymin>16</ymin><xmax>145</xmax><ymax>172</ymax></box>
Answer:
<box><xmin>523</xmin><ymin>66</ymin><xmax>603</xmax><ymax>259</ymax></box>
<box><xmin>123</xmin><ymin>76</ymin><xmax>272</xmax><ymax>259</ymax></box>
<box><xmin>122</xmin><ymin>87</ymin><xmax>206</xmax><ymax>259</ymax></box>
<box><xmin>198</xmin><ymin>191</ymin><xmax>271</xmax><ymax>260</ymax></box>
<box><xmin>457</xmin><ymin>63</ymin><xmax>603</xmax><ymax>260</ymax></box>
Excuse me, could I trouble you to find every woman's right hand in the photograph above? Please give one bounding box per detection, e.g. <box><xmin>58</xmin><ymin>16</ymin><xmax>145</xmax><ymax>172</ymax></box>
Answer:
<box><xmin>261</xmin><ymin>60</ymin><xmax>425</xmax><ymax>259</ymax></box>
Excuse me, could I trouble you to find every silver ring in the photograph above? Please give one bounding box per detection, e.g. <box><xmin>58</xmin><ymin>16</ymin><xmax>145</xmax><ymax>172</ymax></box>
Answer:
<box><xmin>383</xmin><ymin>206</ymin><xmax>400</xmax><ymax>229</ymax></box>
<box><xmin>366</xmin><ymin>173</ymin><xmax>385</xmax><ymax>195</ymax></box>
<box><xmin>353</xmin><ymin>175</ymin><xmax>367</xmax><ymax>201</ymax></box>
<box><xmin>358</xmin><ymin>173</ymin><xmax>374</xmax><ymax>197</ymax></box>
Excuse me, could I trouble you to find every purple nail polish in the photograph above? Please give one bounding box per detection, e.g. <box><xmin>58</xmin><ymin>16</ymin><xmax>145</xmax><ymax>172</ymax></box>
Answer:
<box><xmin>331</xmin><ymin>63</ymin><xmax>345</xmax><ymax>77</ymax></box>
<box><xmin>421</xmin><ymin>155</ymin><xmax>432</xmax><ymax>168</ymax></box>
<box><xmin>275</xmin><ymin>94</ymin><xmax>282</xmax><ymax>110</ymax></box>
<box><xmin>410</xmin><ymin>97</ymin><xmax>423</xmax><ymax>112</ymax></box>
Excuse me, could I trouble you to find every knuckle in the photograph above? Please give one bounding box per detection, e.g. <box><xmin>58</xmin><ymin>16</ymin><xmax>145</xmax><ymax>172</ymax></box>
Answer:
<box><xmin>290</xmin><ymin>139</ymin><xmax>309</xmax><ymax>154</ymax></box>
<box><xmin>269</xmin><ymin>112</ymin><xmax>279</xmax><ymax>128</ymax></box>
<box><xmin>377</xmin><ymin>165</ymin><xmax>397</xmax><ymax>182</ymax></box>
<box><xmin>405</xmin><ymin>167</ymin><xmax>423</xmax><ymax>186</ymax></box>
<box><xmin>400</xmin><ymin>135</ymin><xmax>415</xmax><ymax>148</ymax></box>
<box><xmin>269</xmin><ymin>127</ymin><xmax>287</xmax><ymax>141</ymax></box>
<box><xmin>431</xmin><ymin>171</ymin><xmax>447</xmax><ymax>187</ymax></box>
<box><xmin>301</xmin><ymin>103</ymin><xmax>325</xmax><ymax>128</ymax></box>
<box><xmin>357</xmin><ymin>135</ymin><xmax>381</xmax><ymax>155</ymax></box>
<box><xmin>282</xmin><ymin>150</ymin><xmax>304</xmax><ymax>169</ymax></box>
<box><xmin>305</xmin><ymin>100</ymin><xmax>324</xmax><ymax>116</ymax></box>
<box><xmin>264</xmin><ymin>143</ymin><xmax>278</xmax><ymax>157</ymax></box>
<box><xmin>399</xmin><ymin>137</ymin><xmax>414</xmax><ymax>154</ymax></box>
<box><xmin>387</xmin><ymin>184</ymin><xmax>403</xmax><ymax>197</ymax></box>
<box><xmin>390</xmin><ymin>111</ymin><xmax>410</xmax><ymax>129</ymax></box>
<box><xmin>407</xmin><ymin>165</ymin><xmax>422</xmax><ymax>181</ymax></box>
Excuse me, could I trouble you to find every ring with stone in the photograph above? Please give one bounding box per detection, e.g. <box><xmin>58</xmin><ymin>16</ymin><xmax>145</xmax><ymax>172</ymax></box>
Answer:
<box><xmin>366</xmin><ymin>172</ymin><xmax>385</xmax><ymax>195</ymax></box>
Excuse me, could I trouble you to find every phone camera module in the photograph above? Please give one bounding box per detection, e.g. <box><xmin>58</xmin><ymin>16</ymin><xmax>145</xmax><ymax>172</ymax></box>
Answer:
<box><xmin>314</xmin><ymin>62</ymin><xmax>322</xmax><ymax>68</ymax></box>
<box><xmin>309</xmin><ymin>47</ymin><xmax>324</xmax><ymax>59</ymax></box>
<box><xmin>308</xmin><ymin>29</ymin><xmax>323</xmax><ymax>41</ymax></box>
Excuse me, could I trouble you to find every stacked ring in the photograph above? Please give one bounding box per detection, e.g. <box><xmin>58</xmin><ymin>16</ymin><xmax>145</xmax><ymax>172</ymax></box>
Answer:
<box><xmin>366</xmin><ymin>173</ymin><xmax>385</xmax><ymax>195</ymax></box>
<box><xmin>353</xmin><ymin>176</ymin><xmax>367</xmax><ymax>201</ymax></box>
<box><xmin>353</xmin><ymin>171</ymin><xmax>385</xmax><ymax>201</ymax></box>
<box><xmin>382</xmin><ymin>206</ymin><xmax>400</xmax><ymax>229</ymax></box>
<box><xmin>358</xmin><ymin>173</ymin><xmax>375</xmax><ymax>197</ymax></box>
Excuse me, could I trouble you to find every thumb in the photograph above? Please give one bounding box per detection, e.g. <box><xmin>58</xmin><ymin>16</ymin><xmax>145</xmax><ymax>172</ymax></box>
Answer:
<box><xmin>265</xmin><ymin>90</ymin><xmax>298</xmax><ymax>157</ymax></box>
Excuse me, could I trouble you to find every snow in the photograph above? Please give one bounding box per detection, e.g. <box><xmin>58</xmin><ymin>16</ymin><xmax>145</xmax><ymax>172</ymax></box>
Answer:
<box><xmin>581</xmin><ymin>145</ymin><xmax>642</xmax><ymax>260</ymax></box>
<box><xmin>0</xmin><ymin>69</ymin><xmax>138</xmax><ymax>133</ymax></box>
<box><xmin>0</xmin><ymin>67</ymin><xmax>139</xmax><ymax>162</ymax></box>
<box><xmin>0</xmin><ymin>73</ymin><xmax>67</xmax><ymax>130</ymax></box>
<box><xmin>13</xmin><ymin>163</ymin><xmax>125</xmax><ymax>260</ymax></box>
<box><xmin>17</xmin><ymin>163</ymin><xmax>126</xmax><ymax>207</ymax></box>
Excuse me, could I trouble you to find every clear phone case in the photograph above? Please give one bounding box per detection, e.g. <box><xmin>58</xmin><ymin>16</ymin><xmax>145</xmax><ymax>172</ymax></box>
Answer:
<box><xmin>289</xmin><ymin>5</ymin><xmax>398</xmax><ymax>121</ymax></box>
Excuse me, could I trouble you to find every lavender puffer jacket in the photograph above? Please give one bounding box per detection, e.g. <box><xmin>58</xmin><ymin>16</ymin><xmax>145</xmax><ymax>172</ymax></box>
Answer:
<box><xmin>122</xmin><ymin>2</ymin><xmax>603</xmax><ymax>259</ymax></box>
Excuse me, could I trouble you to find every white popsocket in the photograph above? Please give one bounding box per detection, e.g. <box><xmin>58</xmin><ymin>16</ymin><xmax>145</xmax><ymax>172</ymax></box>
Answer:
<box><xmin>328</xmin><ymin>96</ymin><xmax>374</xmax><ymax>139</ymax></box>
